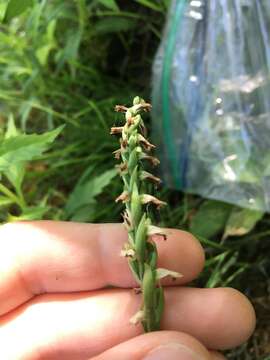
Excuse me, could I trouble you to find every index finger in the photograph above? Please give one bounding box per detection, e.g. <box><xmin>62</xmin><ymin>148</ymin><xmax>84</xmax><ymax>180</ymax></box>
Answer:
<box><xmin>0</xmin><ymin>221</ymin><xmax>204</xmax><ymax>315</ymax></box>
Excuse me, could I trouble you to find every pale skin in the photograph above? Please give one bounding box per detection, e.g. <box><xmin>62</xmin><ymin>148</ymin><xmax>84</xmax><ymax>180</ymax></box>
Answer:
<box><xmin>0</xmin><ymin>221</ymin><xmax>256</xmax><ymax>359</ymax></box>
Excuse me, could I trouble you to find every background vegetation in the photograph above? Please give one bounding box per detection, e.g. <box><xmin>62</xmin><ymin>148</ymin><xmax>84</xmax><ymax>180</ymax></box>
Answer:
<box><xmin>0</xmin><ymin>0</ymin><xmax>269</xmax><ymax>358</ymax></box>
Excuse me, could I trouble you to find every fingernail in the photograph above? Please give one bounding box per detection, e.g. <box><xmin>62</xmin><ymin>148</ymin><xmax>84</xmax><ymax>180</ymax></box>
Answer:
<box><xmin>143</xmin><ymin>343</ymin><xmax>203</xmax><ymax>360</ymax></box>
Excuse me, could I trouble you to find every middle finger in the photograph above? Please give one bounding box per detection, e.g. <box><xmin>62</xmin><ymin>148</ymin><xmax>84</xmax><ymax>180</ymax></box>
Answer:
<box><xmin>0</xmin><ymin>287</ymin><xmax>255</xmax><ymax>359</ymax></box>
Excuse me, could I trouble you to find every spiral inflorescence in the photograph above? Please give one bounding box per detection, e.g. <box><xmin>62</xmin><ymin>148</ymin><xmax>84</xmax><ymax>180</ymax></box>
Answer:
<box><xmin>111</xmin><ymin>96</ymin><xmax>181</xmax><ymax>332</ymax></box>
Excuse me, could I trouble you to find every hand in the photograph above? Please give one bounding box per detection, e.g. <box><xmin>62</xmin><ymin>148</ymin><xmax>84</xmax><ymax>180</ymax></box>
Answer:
<box><xmin>0</xmin><ymin>221</ymin><xmax>255</xmax><ymax>359</ymax></box>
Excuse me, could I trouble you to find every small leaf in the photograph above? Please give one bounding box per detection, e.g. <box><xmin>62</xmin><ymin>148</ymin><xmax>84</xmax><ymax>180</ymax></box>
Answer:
<box><xmin>190</xmin><ymin>200</ymin><xmax>232</xmax><ymax>239</ymax></box>
<box><xmin>3</xmin><ymin>0</ymin><xmax>33</xmax><ymax>23</ymax></box>
<box><xmin>223</xmin><ymin>207</ymin><xmax>264</xmax><ymax>240</ymax></box>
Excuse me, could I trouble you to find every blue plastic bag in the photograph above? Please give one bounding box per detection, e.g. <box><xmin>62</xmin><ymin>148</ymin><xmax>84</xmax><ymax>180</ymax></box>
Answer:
<box><xmin>152</xmin><ymin>0</ymin><xmax>270</xmax><ymax>211</ymax></box>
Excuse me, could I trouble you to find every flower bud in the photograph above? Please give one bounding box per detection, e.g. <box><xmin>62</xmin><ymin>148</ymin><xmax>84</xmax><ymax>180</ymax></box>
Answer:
<box><xmin>115</xmin><ymin>105</ymin><xmax>128</xmax><ymax>112</ymax></box>
<box><xmin>147</xmin><ymin>225</ymin><xmax>168</xmax><ymax>240</ymax></box>
<box><xmin>139</xmin><ymin>153</ymin><xmax>160</xmax><ymax>166</ymax></box>
<box><xmin>130</xmin><ymin>310</ymin><xmax>145</xmax><ymax>325</ymax></box>
<box><xmin>110</xmin><ymin>126</ymin><xmax>124</xmax><ymax>135</ymax></box>
<box><xmin>115</xmin><ymin>162</ymin><xmax>128</xmax><ymax>174</ymax></box>
<box><xmin>113</xmin><ymin>148</ymin><xmax>121</xmax><ymax>159</ymax></box>
<box><xmin>138</xmin><ymin>134</ymin><xmax>155</xmax><ymax>151</ymax></box>
<box><xmin>120</xmin><ymin>244</ymin><xmax>136</xmax><ymax>259</ymax></box>
<box><xmin>140</xmin><ymin>170</ymin><xmax>161</xmax><ymax>185</ymax></box>
<box><xmin>133</xmin><ymin>96</ymin><xmax>141</xmax><ymax>105</ymax></box>
<box><xmin>115</xmin><ymin>191</ymin><xmax>129</xmax><ymax>203</ymax></box>
<box><xmin>141</xmin><ymin>194</ymin><xmax>167</xmax><ymax>209</ymax></box>
<box><xmin>156</xmin><ymin>268</ymin><xmax>183</xmax><ymax>281</ymax></box>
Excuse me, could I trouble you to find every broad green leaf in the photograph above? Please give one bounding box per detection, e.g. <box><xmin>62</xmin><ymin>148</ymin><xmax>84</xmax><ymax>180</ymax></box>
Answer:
<box><xmin>3</xmin><ymin>0</ymin><xmax>33</xmax><ymax>23</ymax></box>
<box><xmin>65</xmin><ymin>168</ymin><xmax>117</xmax><ymax>216</ymax></box>
<box><xmin>94</xmin><ymin>18</ymin><xmax>136</xmax><ymax>34</ymax></box>
<box><xmin>98</xmin><ymin>0</ymin><xmax>119</xmax><ymax>11</ymax></box>
<box><xmin>190</xmin><ymin>200</ymin><xmax>232</xmax><ymax>239</ymax></box>
<box><xmin>0</xmin><ymin>125</ymin><xmax>64</xmax><ymax>172</ymax></box>
<box><xmin>223</xmin><ymin>207</ymin><xmax>264</xmax><ymax>240</ymax></box>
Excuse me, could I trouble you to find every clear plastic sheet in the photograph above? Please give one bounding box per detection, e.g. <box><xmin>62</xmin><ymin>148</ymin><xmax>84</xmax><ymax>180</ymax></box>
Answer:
<box><xmin>152</xmin><ymin>0</ymin><xmax>270</xmax><ymax>211</ymax></box>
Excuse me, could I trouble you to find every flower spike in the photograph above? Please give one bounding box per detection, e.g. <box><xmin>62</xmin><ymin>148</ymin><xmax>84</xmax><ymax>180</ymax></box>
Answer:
<box><xmin>111</xmin><ymin>97</ymin><xmax>177</xmax><ymax>333</ymax></box>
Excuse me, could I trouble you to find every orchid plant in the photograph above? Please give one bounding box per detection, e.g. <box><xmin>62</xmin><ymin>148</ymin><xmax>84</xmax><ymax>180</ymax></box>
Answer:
<box><xmin>111</xmin><ymin>96</ymin><xmax>182</xmax><ymax>332</ymax></box>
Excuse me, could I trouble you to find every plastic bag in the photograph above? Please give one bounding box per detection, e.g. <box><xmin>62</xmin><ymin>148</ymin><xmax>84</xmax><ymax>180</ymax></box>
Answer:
<box><xmin>152</xmin><ymin>0</ymin><xmax>270</xmax><ymax>212</ymax></box>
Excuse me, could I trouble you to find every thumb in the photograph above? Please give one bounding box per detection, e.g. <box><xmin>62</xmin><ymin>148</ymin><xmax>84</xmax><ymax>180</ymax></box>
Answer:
<box><xmin>92</xmin><ymin>331</ymin><xmax>226</xmax><ymax>360</ymax></box>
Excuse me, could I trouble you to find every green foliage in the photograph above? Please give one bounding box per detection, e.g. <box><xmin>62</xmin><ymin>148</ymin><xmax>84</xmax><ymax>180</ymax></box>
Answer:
<box><xmin>65</xmin><ymin>167</ymin><xmax>117</xmax><ymax>221</ymax></box>
<box><xmin>0</xmin><ymin>121</ymin><xmax>63</xmax><ymax>221</ymax></box>
<box><xmin>190</xmin><ymin>200</ymin><xmax>232</xmax><ymax>239</ymax></box>
<box><xmin>0</xmin><ymin>0</ymin><xmax>168</xmax><ymax>224</ymax></box>
<box><xmin>0</xmin><ymin>126</ymin><xmax>64</xmax><ymax>173</ymax></box>
<box><xmin>223</xmin><ymin>207</ymin><xmax>264</xmax><ymax>240</ymax></box>
<box><xmin>97</xmin><ymin>0</ymin><xmax>119</xmax><ymax>11</ymax></box>
<box><xmin>3</xmin><ymin>0</ymin><xmax>33</xmax><ymax>23</ymax></box>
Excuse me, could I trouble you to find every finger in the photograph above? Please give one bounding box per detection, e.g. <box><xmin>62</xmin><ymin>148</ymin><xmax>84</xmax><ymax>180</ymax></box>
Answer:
<box><xmin>92</xmin><ymin>331</ymin><xmax>219</xmax><ymax>360</ymax></box>
<box><xmin>0</xmin><ymin>287</ymin><xmax>255</xmax><ymax>359</ymax></box>
<box><xmin>0</xmin><ymin>221</ymin><xmax>204</xmax><ymax>315</ymax></box>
